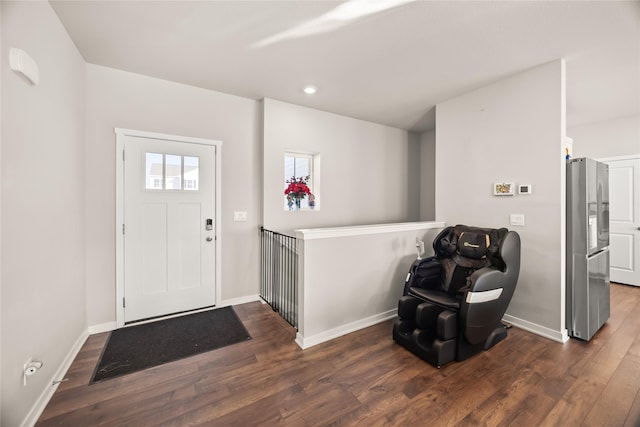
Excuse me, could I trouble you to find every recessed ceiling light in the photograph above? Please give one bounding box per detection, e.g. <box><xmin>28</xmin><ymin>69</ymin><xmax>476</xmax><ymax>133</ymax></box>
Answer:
<box><xmin>303</xmin><ymin>85</ymin><xmax>317</xmax><ymax>95</ymax></box>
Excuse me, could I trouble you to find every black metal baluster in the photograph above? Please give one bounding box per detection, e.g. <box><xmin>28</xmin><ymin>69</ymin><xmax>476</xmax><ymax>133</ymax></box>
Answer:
<box><xmin>259</xmin><ymin>227</ymin><xmax>298</xmax><ymax>329</ymax></box>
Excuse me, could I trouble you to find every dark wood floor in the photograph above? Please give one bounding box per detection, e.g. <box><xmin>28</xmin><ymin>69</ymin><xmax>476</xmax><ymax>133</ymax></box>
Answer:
<box><xmin>37</xmin><ymin>283</ymin><xmax>640</xmax><ymax>426</ymax></box>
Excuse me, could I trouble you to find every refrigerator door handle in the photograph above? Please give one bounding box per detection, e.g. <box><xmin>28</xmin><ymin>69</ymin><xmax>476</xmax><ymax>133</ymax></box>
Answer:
<box><xmin>587</xmin><ymin>247</ymin><xmax>609</xmax><ymax>259</ymax></box>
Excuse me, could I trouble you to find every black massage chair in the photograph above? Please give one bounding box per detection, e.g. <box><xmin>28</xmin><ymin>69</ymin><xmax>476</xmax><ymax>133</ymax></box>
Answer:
<box><xmin>393</xmin><ymin>225</ymin><xmax>521</xmax><ymax>367</ymax></box>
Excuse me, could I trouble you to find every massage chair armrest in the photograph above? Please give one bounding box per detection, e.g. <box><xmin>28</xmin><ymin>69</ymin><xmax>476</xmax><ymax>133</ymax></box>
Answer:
<box><xmin>466</xmin><ymin>234</ymin><xmax>520</xmax><ymax>297</ymax></box>
<box><xmin>404</xmin><ymin>256</ymin><xmax>442</xmax><ymax>295</ymax></box>
<box><xmin>467</xmin><ymin>267</ymin><xmax>507</xmax><ymax>293</ymax></box>
<box><xmin>461</xmin><ymin>262</ymin><xmax>519</xmax><ymax>345</ymax></box>
<box><xmin>464</xmin><ymin>266</ymin><xmax>517</xmax><ymax>308</ymax></box>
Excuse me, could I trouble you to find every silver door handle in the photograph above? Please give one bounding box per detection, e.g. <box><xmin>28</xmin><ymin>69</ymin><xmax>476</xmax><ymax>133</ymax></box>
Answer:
<box><xmin>206</xmin><ymin>236</ymin><xmax>213</xmax><ymax>242</ymax></box>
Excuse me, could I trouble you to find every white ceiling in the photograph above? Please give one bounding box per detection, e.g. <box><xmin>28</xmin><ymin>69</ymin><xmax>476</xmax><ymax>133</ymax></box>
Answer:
<box><xmin>50</xmin><ymin>0</ymin><xmax>640</xmax><ymax>132</ymax></box>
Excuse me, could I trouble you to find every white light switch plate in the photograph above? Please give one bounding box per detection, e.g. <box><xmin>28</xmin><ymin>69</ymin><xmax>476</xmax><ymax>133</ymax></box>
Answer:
<box><xmin>233</xmin><ymin>211</ymin><xmax>247</xmax><ymax>222</ymax></box>
<box><xmin>510</xmin><ymin>214</ymin><xmax>525</xmax><ymax>226</ymax></box>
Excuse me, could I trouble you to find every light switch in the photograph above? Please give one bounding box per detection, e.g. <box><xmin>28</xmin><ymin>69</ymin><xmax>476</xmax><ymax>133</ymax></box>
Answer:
<box><xmin>510</xmin><ymin>214</ymin><xmax>525</xmax><ymax>226</ymax></box>
<box><xmin>233</xmin><ymin>211</ymin><xmax>247</xmax><ymax>222</ymax></box>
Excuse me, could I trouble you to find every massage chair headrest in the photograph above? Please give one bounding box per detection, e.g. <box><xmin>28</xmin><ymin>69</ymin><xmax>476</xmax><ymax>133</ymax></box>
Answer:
<box><xmin>433</xmin><ymin>225</ymin><xmax>508</xmax><ymax>269</ymax></box>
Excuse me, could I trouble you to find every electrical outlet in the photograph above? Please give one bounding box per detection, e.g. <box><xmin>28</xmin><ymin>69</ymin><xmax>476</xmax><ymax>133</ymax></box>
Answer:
<box><xmin>22</xmin><ymin>357</ymin><xmax>43</xmax><ymax>386</ymax></box>
<box><xmin>23</xmin><ymin>357</ymin><xmax>32</xmax><ymax>386</ymax></box>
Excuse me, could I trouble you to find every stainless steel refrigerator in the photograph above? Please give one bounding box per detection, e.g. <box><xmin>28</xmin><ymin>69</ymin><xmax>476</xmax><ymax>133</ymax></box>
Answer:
<box><xmin>566</xmin><ymin>157</ymin><xmax>610</xmax><ymax>341</ymax></box>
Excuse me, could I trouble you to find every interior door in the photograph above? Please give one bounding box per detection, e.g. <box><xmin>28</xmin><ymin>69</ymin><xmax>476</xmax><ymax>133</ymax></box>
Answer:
<box><xmin>605</xmin><ymin>158</ymin><xmax>640</xmax><ymax>286</ymax></box>
<box><xmin>123</xmin><ymin>134</ymin><xmax>217</xmax><ymax>322</ymax></box>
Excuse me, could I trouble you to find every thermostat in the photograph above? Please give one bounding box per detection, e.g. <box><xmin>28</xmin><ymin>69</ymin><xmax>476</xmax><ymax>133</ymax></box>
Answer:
<box><xmin>518</xmin><ymin>184</ymin><xmax>532</xmax><ymax>195</ymax></box>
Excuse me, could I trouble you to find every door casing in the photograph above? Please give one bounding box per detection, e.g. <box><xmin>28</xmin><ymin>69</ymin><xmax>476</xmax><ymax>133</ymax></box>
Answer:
<box><xmin>601</xmin><ymin>155</ymin><xmax>640</xmax><ymax>287</ymax></box>
<box><xmin>115</xmin><ymin>128</ymin><xmax>222</xmax><ymax>328</ymax></box>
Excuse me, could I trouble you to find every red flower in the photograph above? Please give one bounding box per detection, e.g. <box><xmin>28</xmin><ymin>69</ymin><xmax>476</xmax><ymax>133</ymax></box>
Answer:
<box><xmin>284</xmin><ymin>175</ymin><xmax>312</xmax><ymax>199</ymax></box>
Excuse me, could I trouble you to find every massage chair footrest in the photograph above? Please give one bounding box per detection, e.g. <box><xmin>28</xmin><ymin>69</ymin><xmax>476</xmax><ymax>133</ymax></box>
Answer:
<box><xmin>392</xmin><ymin>318</ymin><xmax>415</xmax><ymax>348</ymax></box>
<box><xmin>398</xmin><ymin>296</ymin><xmax>459</xmax><ymax>335</ymax></box>
<box><xmin>397</xmin><ymin>295</ymin><xmax>422</xmax><ymax>320</ymax></box>
<box><xmin>411</xmin><ymin>328</ymin><xmax>456</xmax><ymax>367</ymax></box>
<box><xmin>392</xmin><ymin>320</ymin><xmax>456</xmax><ymax>368</ymax></box>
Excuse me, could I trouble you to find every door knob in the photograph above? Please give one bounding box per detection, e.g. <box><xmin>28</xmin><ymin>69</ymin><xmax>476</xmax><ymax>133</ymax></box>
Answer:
<box><xmin>206</xmin><ymin>236</ymin><xmax>213</xmax><ymax>242</ymax></box>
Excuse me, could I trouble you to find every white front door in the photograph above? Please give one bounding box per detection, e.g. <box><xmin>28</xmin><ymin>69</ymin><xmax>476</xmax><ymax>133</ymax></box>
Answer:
<box><xmin>116</xmin><ymin>129</ymin><xmax>221</xmax><ymax>325</ymax></box>
<box><xmin>605</xmin><ymin>157</ymin><xmax>640</xmax><ymax>286</ymax></box>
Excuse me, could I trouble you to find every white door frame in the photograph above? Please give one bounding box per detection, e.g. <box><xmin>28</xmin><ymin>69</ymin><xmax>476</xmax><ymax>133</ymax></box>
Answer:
<box><xmin>115</xmin><ymin>128</ymin><xmax>222</xmax><ymax>328</ymax></box>
<box><xmin>599</xmin><ymin>154</ymin><xmax>640</xmax><ymax>286</ymax></box>
<box><xmin>598</xmin><ymin>155</ymin><xmax>640</xmax><ymax>163</ymax></box>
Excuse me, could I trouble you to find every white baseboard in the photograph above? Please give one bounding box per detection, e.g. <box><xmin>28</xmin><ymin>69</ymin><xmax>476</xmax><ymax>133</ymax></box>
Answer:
<box><xmin>293</xmin><ymin>310</ymin><xmax>568</xmax><ymax>350</ymax></box>
<box><xmin>88</xmin><ymin>321</ymin><xmax>117</xmax><ymax>335</ymax></box>
<box><xmin>218</xmin><ymin>294</ymin><xmax>261</xmax><ymax>308</ymax></box>
<box><xmin>20</xmin><ymin>329</ymin><xmax>89</xmax><ymax>427</ymax></box>
<box><xmin>295</xmin><ymin>309</ymin><xmax>397</xmax><ymax>350</ymax></box>
<box><xmin>503</xmin><ymin>314</ymin><xmax>569</xmax><ymax>343</ymax></box>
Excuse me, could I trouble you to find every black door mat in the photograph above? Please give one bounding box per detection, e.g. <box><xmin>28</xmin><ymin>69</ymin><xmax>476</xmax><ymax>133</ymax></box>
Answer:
<box><xmin>91</xmin><ymin>306</ymin><xmax>251</xmax><ymax>383</ymax></box>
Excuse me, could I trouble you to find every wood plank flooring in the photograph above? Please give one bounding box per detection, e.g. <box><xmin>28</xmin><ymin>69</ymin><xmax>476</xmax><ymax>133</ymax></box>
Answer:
<box><xmin>37</xmin><ymin>283</ymin><xmax>640</xmax><ymax>426</ymax></box>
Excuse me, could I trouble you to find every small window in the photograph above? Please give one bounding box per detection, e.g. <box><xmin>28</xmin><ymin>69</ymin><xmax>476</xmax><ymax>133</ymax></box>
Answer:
<box><xmin>145</xmin><ymin>152</ymin><xmax>200</xmax><ymax>192</ymax></box>
<box><xmin>284</xmin><ymin>152</ymin><xmax>319</xmax><ymax>211</ymax></box>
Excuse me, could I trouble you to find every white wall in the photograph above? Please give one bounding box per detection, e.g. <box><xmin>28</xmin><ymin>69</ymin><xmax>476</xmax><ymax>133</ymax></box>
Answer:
<box><xmin>419</xmin><ymin>129</ymin><xmax>436</xmax><ymax>220</ymax></box>
<box><xmin>436</xmin><ymin>60</ymin><xmax>567</xmax><ymax>341</ymax></box>
<box><xmin>296</xmin><ymin>222</ymin><xmax>444</xmax><ymax>348</ymax></box>
<box><xmin>1</xmin><ymin>2</ymin><xmax>87</xmax><ymax>425</ymax></box>
<box><xmin>85</xmin><ymin>64</ymin><xmax>262</xmax><ymax>327</ymax></box>
<box><xmin>263</xmin><ymin>98</ymin><xmax>419</xmax><ymax>234</ymax></box>
<box><xmin>570</xmin><ymin>115</ymin><xmax>640</xmax><ymax>159</ymax></box>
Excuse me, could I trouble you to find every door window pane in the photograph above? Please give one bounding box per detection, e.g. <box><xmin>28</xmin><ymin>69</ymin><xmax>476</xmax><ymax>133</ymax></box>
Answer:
<box><xmin>183</xmin><ymin>156</ymin><xmax>200</xmax><ymax>191</ymax></box>
<box><xmin>165</xmin><ymin>154</ymin><xmax>182</xmax><ymax>190</ymax></box>
<box><xmin>146</xmin><ymin>152</ymin><xmax>164</xmax><ymax>189</ymax></box>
